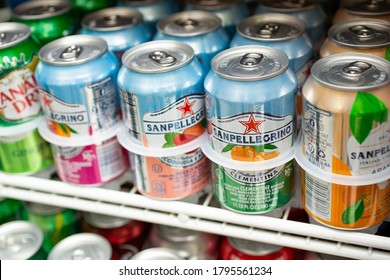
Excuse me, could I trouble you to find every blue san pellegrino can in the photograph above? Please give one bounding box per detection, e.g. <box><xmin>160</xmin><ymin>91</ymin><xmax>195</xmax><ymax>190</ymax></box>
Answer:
<box><xmin>35</xmin><ymin>35</ymin><xmax>119</xmax><ymax>139</ymax></box>
<box><xmin>118</xmin><ymin>40</ymin><xmax>205</xmax><ymax>148</ymax></box>
<box><xmin>205</xmin><ymin>46</ymin><xmax>297</xmax><ymax>162</ymax></box>
<box><xmin>154</xmin><ymin>11</ymin><xmax>230</xmax><ymax>73</ymax></box>
<box><xmin>80</xmin><ymin>7</ymin><xmax>153</xmax><ymax>64</ymax></box>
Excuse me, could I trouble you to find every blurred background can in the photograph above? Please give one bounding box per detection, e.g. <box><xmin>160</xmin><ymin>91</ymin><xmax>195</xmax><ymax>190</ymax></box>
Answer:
<box><xmin>70</xmin><ymin>0</ymin><xmax>116</xmax><ymax>20</ymax></box>
<box><xmin>131</xmin><ymin>247</ymin><xmax>183</xmax><ymax>260</ymax></box>
<box><xmin>332</xmin><ymin>0</ymin><xmax>390</xmax><ymax>24</ymax></box>
<box><xmin>0</xmin><ymin>197</ymin><xmax>24</xmax><ymax>224</ymax></box>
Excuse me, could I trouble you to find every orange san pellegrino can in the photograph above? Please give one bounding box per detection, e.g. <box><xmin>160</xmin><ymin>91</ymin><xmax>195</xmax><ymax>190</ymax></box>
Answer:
<box><xmin>332</xmin><ymin>0</ymin><xmax>390</xmax><ymax>24</ymax></box>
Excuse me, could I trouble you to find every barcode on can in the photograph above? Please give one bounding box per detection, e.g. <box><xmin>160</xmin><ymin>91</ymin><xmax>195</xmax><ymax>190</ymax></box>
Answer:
<box><xmin>305</xmin><ymin>173</ymin><xmax>331</xmax><ymax>221</ymax></box>
<box><xmin>97</xmin><ymin>138</ymin><xmax>127</xmax><ymax>182</ymax></box>
<box><xmin>119</xmin><ymin>87</ymin><xmax>141</xmax><ymax>141</ymax></box>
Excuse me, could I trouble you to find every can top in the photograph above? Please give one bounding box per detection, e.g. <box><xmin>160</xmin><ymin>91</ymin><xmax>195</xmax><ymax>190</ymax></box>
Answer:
<box><xmin>122</xmin><ymin>40</ymin><xmax>195</xmax><ymax>73</ymax></box>
<box><xmin>38</xmin><ymin>35</ymin><xmax>108</xmax><ymax>66</ymax></box>
<box><xmin>259</xmin><ymin>0</ymin><xmax>317</xmax><ymax>12</ymax></box>
<box><xmin>0</xmin><ymin>221</ymin><xmax>43</xmax><ymax>260</ymax></box>
<box><xmin>341</xmin><ymin>0</ymin><xmax>390</xmax><ymax>16</ymax></box>
<box><xmin>13</xmin><ymin>0</ymin><xmax>71</xmax><ymax>20</ymax></box>
<box><xmin>156</xmin><ymin>224</ymin><xmax>199</xmax><ymax>242</ymax></box>
<box><xmin>25</xmin><ymin>202</ymin><xmax>64</xmax><ymax>215</ymax></box>
<box><xmin>131</xmin><ymin>248</ymin><xmax>182</xmax><ymax>260</ymax></box>
<box><xmin>82</xmin><ymin>212</ymin><xmax>131</xmax><ymax>229</ymax></box>
<box><xmin>328</xmin><ymin>19</ymin><xmax>390</xmax><ymax>48</ymax></box>
<box><xmin>311</xmin><ymin>53</ymin><xmax>390</xmax><ymax>91</ymax></box>
<box><xmin>157</xmin><ymin>11</ymin><xmax>222</xmax><ymax>37</ymax></box>
<box><xmin>81</xmin><ymin>7</ymin><xmax>143</xmax><ymax>32</ymax></box>
<box><xmin>119</xmin><ymin>0</ymin><xmax>159</xmax><ymax>5</ymax></box>
<box><xmin>237</xmin><ymin>13</ymin><xmax>306</xmax><ymax>42</ymax></box>
<box><xmin>211</xmin><ymin>45</ymin><xmax>289</xmax><ymax>81</ymax></box>
<box><xmin>228</xmin><ymin>237</ymin><xmax>283</xmax><ymax>256</ymax></box>
<box><xmin>186</xmin><ymin>0</ymin><xmax>241</xmax><ymax>10</ymax></box>
<box><xmin>0</xmin><ymin>22</ymin><xmax>31</xmax><ymax>49</ymax></box>
<box><xmin>48</xmin><ymin>233</ymin><xmax>112</xmax><ymax>260</ymax></box>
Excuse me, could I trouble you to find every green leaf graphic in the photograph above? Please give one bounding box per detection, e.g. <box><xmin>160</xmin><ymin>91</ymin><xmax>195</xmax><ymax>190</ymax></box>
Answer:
<box><xmin>342</xmin><ymin>194</ymin><xmax>365</xmax><ymax>225</ymax></box>
<box><xmin>252</xmin><ymin>145</ymin><xmax>264</xmax><ymax>153</ymax></box>
<box><xmin>386</xmin><ymin>47</ymin><xmax>390</xmax><ymax>61</ymax></box>
<box><xmin>264</xmin><ymin>144</ymin><xmax>278</xmax><ymax>150</ymax></box>
<box><xmin>59</xmin><ymin>124</ymin><xmax>68</xmax><ymax>134</ymax></box>
<box><xmin>67</xmin><ymin>125</ymin><xmax>78</xmax><ymax>134</ymax></box>
<box><xmin>222</xmin><ymin>144</ymin><xmax>235</xmax><ymax>153</ymax></box>
<box><xmin>164</xmin><ymin>133</ymin><xmax>178</xmax><ymax>145</ymax></box>
<box><xmin>163</xmin><ymin>143</ymin><xmax>174</xmax><ymax>148</ymax></box>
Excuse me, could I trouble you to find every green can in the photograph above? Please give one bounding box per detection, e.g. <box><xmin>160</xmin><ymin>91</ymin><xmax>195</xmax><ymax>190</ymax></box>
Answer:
<box><xmin>212</xmin><ymin>160</ymin><xmax>295</xmax><ymax>214</ymax></box>
<box><xmin>0</xmin><ymin>22</ymin><xmax>41</xmax><ymax>128</ymax></box>
<box><xmin>12</xmin><ymin>0</ymin><xmax>76</xmax><ymax>48</ymax></box>
<box><xmin>71</xmin><ymin>0</ymin><xmax>116</xmax><ymax>19</ymax></box>
<box><xmin>0</xmin><ymin>197</ymin><xmax>24</xmax><ymax>224</ymax></box>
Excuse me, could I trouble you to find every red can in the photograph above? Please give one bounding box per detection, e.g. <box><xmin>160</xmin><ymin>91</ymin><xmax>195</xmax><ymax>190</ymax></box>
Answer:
<box><xmin>221</xmin><ymin>236</ymin><xmax>296</xmax><ymax>260</ymax></box>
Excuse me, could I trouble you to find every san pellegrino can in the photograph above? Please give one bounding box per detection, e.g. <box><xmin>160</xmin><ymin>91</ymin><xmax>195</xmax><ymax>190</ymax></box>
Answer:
<box><xmin>0</xmin><ymin>197</ymin><xmax>23</xmax><ymax>224</ymax></box>
<box><xmin>333</xmin><ymin>0</ymin><xmax>390</xmax><ymax>24</ymax></box>
<box><xmin>12</xmin><ymin>0</ymin><xmax>75</xmax><ymax>48</ymax></box>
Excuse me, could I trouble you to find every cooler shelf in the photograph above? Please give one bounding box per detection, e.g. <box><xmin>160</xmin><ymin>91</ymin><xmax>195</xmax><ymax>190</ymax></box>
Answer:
<box><xmin>0</xmin><ymin>171</ymin><xmax>389</xmax><ymax>260</ymax></box>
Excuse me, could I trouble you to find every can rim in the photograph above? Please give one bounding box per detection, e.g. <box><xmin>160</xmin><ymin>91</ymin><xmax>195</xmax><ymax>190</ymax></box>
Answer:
<box><xmin>155</xmin><ymin>224</ymin><xmax>199</xmax><ymax>242</ymax></box>
<box><xmin>119</xmin><ymin>0</ymin><xmax>159</xmax><ymax>5</ymax></box>
<box><xmin>24</xmin><ymin>202</ymin><xmax>64</xmax><ymax>215</ymax></box>
<box><xmin>82</xmin><ymin>212</ymin><xmax>131</xmax><ymax>229</ymax></box>
<box><xmin>186</xmin><ymin>0</ymin><xmax>241</xmax><ymax>10</ymax></box>
<box><xmin>227</xmin><ymin>236</ymin><xmax>283</xmax><ymax>256</ymax></box>
<box><xmin>342</xmin><ymin>0</ymin><xmax>390</xmax><ymax>16</ymax></box>
<box><xmin>259</xmin><ymin>0</ymin><xmax>317</xmax><ymax>12</ymax></box>
<box><xmin>131</xmin><ymin>248</ymin><xmax>182</xmax><ymax>260</ymax></box>
<box><xmin>0</xmin><ymin>22</ymin><xmax>31</xmax><ymax>49</ymax></box>
<box><xmin>0</xmin><ymin>116</ymin><xmax>41</xmax><ymax>137</ymax></box>
<box><xmin>12</xmin><ymin>0</ymin><xmax>72</xmax><ymax>20</ymax></box>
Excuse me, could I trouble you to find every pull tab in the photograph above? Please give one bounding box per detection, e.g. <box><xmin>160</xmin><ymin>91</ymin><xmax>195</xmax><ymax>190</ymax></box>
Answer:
<box><xmin>366</xmin><ymin>0</ymin><xmax>383</xmax><ymax>10</ymax></box>
<box><xmin>72</xmin><ymin>249</ymin><xmax>92</xmax><ymax>260</ymax></box>
<box><xmin>39</xmin><ymin>5</ymin><xmax>56</xmax><ymax>14</ymax></box>
<box><xmin>258</xmin><ymin>23</ymin><xmax>279</xmax><ymax>38</ymax></box>
<box><xmin>104</xmin><ymin>15</ymin><xmax>120</xmax><ymax>25</ymax></box>
<box><xmin>26</xmin><ymin>5</ymin><xmax>57</xmax><ymax>15</ymax></box>
<box><xmin>349</xmin><ymin>25</ymin><xmax>376</xmax><ymax>39</ymax></box>
<box><xmin>175</xmin><ymin>18</ymin><xmax>199</xmax><ymax>30</ymax></box>
<box><xmin>149</xmin><ymin>51</ymin><xmax>177</xmax><ymax>67</ymax></box>
<box><xmin>239</xmin><ymin>53</ymin><xmax>264</xmax><ymax>67</ymax></box>
<box><xmin>0</xmin><ymin>33</ymin><xmax>6</xmax><ymax>45</ymax></box>
<box><xmin>60</xmin><ymin>45</ymin><xmax>83</xmax><ymax>61</ymax></box>
<box><xmin>342</xmin><ymin>61</ymin><xmax>372</xmax><ymax>77</ymax></box>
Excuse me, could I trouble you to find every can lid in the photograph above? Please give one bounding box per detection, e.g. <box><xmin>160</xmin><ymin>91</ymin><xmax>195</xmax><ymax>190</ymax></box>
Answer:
<box><xmin>82</xmin><ymin>7</ymin><xmax>143</xmax><ymax>32</ymax></box>
<box><xmin>131</xmin><ymin>248</ymin><xmax>183</xmax><ymax>260</ymax></box>
<box><xmin>119</xmin><ymin>0</ymin><xmax>159</xmax><ymax>5</ymax></box>
<box><xmin>259</xmin><ymin>0</ymin><xmax>317</xmax><ymax>12</ymax></box>
<box><xmin>0</xmin><ymin>22</ymin><xmax>31</xmax><ymax>49</ymax></box>
<box><xmin>82</xmin><ymin>212</ymin><xmax>131</xmax><ymax>229</ymax></box>
<box><xmin>156</xmin><ymin>224</ymin><xmax>199</xmax><ymax>242</ymax></box>
<box><xmin>211</xmin><ymin>45</ymin><xmax>289</xmax><ymax>81</ymax></box>
<box><xmin>0</xmin><ymin>116</ymin><xmax>42</xmax><ymax>137</ymax></box>
<box><xmin>228</xmin><ymin>237</ymin><xmax>283</xmax><ymax>256</ymax></box>
<box><xmin>122</xmin><ymin>40</ymin><xmax>194</xmax><ymax>73</ymax></box>
<box><xmin>328</xmin><ymin>19</ymin><xmax>390</xmax><ymax>49</ymax></box>
<box><xmin>157</xmin><ymin>11</ymin><xmax>221</xmax><ymax>37</ymax></box>
<box><xmin>48</xmin><ymin>233</ymin><xmax>112</xmax><ymax>260</ymax></box>
<box><xmin>341</xmin><ymin>0</ymin><xmax>390</xmax><ymax>16</ymax></box>
<box><xmin>13</xmin><ymin>0</ymin><xmax>71</xmax><ymax>20</ymax></box>
<box><xmin>186</xmin><ymin>0</ymin><xmax>241</xmax><ymax>10</ymax></box>
<box><xmin>237</xmin><ymin>13</ymin><xmax>306</xmax><ymax>42</ymax></box>
<box><xmin>310</xmin><ymin>53</ymin><xmax>390</xmax><ymax>91</ymax></box>
<box><xmin>0</xmin><ymin>221</ymin><xmax>43</xmax><ymax>260</ymax></box>
<box><xmin>38</xmin><ymin>35</ymin><xmax>108</xmax><ymax>66</ymax></box>
<box><xmin>24</xmin><ymin>202</ymin><xmax>64</xmax><ymax>215</ymax></box>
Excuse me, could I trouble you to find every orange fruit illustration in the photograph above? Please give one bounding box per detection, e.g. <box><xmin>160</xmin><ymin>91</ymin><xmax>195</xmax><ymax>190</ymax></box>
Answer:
<box><xmin>183</xmin><ymin>123</ymin><xmax>204</xmax><ymax>137</ymax></box>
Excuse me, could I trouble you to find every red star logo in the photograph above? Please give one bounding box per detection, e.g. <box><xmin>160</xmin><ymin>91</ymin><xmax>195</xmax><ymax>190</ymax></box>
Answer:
<box><xmin>41</xmin><ymin>95</ymin><xmax>53</xmax><ymax>110</ymax></box>
<box><xmin>239</xmin><ymin>114</ymin><xmax>265</xmax><ymax>134</ymax></box>
<box><xmin>177</xmin><ymin>98</ymin><xmax>195</xmax><ymax>118</ymax></box>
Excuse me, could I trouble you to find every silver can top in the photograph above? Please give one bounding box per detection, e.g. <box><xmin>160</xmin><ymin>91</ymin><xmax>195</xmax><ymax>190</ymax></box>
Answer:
<box><xmin>237</xmin><ymin>13</ymin><xmax>306</xmax><ymax>42</ymax></box>
<box><xmin>328</xmin><ymin>19</ymin><xmax>390</xmax><ymax>49</ymax></box>
<box><xmin>0</xmin><ymin>221</ymin><xmax>43</xmax><ymax>260</ymax></box>
<box><xmin>131</xmin><ymin>248</ymin><xmax>183</xmax><ymax>260</ymax></box>
<box><xmin>119</xmin><ymin>0</ymin><xmax>159</xmax><ymax>5</ymax></box>
<box><xmin>0</xmin><ymin>22</ymin><xmax>31</xmax><ymax>49</ymax></box>
<box><xmin>228</xmin><ymin>237</ymin><xmax>283</xmax><ymax>256</ymax></box>
<box><xmin>157</xmin><ymin>11</ymin><xmax>222</xmax><ymax>37</ymax></box>
<box><xmin>187</xmin><ymin>0</ymin><xmax>241</xmax><ymax>10</ymax></box>
<box><xmin>82</xmin><ymin>212</ymin><xmax>131</xmax><ymax>229</ymax></box>
<box><xmin>82</xmin><ymin>7</ymin><xmax>143</xmax><ymax>32</ymax></box>
<box><xmin>156</xmin><ymin>224</ymin><xmax>200</xmax><ymax>242</ymax></box>
<box><xmin>13</xmin><ymin>0</ymin><xmax>71</xmax><ymax>20</ymax></box>
<box><xmin>341</xmin><ymin>0</ymin><xmax>390</xmax><ymax>16</ymax></box>
<box><xmin>260</xmin><ymin>0</ymin><xmax>317</xmax><ymax>12</ymax></box>
<box><xmin>311</xmin><ymin>53</ymin><xmax>390</xmax><ymax>91</ymax></box>
<box><xmin>122</xmin><ymin>40</ymin><xmax>195</xmax><ymax>73</ymax></box>
<box><xmin>25</xmin><ymin>202</ymin><xmax>63</xmax><ymax>215</ymax></box>
<box><xmin>211</xmin><ymin>45</ymin><xmax>289</xmax><ymax>81</ymax></box>
<box><xmin>48</xmin><ymin>233</ymin><xmax>112</xmax><ymax>260</ymax></box>
<box><xmin>38</xmin><ymin>35</ymin><xmax>108</xmax><ymax>66</ymax></box>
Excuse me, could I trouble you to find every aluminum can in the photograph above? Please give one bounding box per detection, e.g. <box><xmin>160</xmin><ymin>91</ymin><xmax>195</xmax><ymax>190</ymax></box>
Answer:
<box><xmin>21</xmin><ymin>202</ymin><xmax>79</xmax><ymax>254</ymax></box>
<box><xmin>118</xmin><ymin>40</ymin><xmax>205</xmax><ymax>148</ymax></box>
<box><xmin>154</xmin><ymin>11</ymin><xmax>229</xmax><ymax>73</ymax></box>
<box><xmin>48</xmin><ymin>233</ymin><xmax>112</xmax><ymax>260</ymax></box>
<box><xmin>302</xmin><ymin>53</ymin><xmax>390</xmax><ymax>176</ymax></box>
<box><xmin>80</xmin><ymin>7</ymin><xmax>152</xmax><ymax>64</ymax></box>
<box><xmin>0</xmin><ymin>197</ymin><xmax>23</xmax><ymax>224</ymax></box>
<box><xmin>333</xmin><ymin>0</ymin><xmax>390</xmax><ymax>24</ymax></box>
<box><xmin>71</xmin><ymin>0</ymin><xmax>116</xmax><ymax>18</ymax></box>
<box><xmin>130</xmin><ymin>248</ymin><xmax>183</xmax><ymax>260</ymax></box>
<box><xmin>0</xmin><ymin>221</ymin><xmax>47</xmax><ymax>259</ymax></box>
<box><xmin>0</xmin><ymin>22</ymin><xmax>41</xmax><ymax>127</ymax></box>
<box><xmin>12</xmin><ymin>0</ymin><xmax>75</xmax><ymax>47</ymax></box>
<box><xmin>36</xmin><ymin>35</ymin><xmax>120</xmax><ymax>139</ymax></box>
<box><xmin>320</xmin><ymin>19</ymin><xmax>390</xmax><ymax>61</ymax></box>
<box><xmin>185</xmin><ymin>0</ymin><xmax>249</xmax><ymax>38</ymax></box>
<box><xmin>221</xmin><ymin>236</ymin><xmax>296</xmax><ymax>260</ymax></box>
<box><xmin>145</xmin><ymin>224</ymin><xmax>220</xmax><ymax>259</ymax></box>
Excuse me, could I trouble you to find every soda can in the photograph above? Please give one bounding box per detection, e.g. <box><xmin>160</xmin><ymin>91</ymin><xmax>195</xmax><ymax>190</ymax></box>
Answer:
<box><xmin>154</xmin><ymin>11</ymin><xmax>230</xmax><ymax>73</ymax></box>
<box><xmin>0</xmin><ymin>22</ymin><xmax>41</xmax><ymax>128</ymax></box>
<box><xmin>71</xmin><ymin>0</ymin><xmax>116</xmax><ymax>19</ymax></box>
<box><xmin>0</xmin><ymin>197</ymin><xmax>23</xmax><ymax>224</ymax></box>
<box><xmin>12</xmin><ymin>0</ymin><xmax>75</xmax><ymax>47</ymax></box>
<box><xmin>130</xmin><ymin>247</ymin><xmax>183</xmax><ymax>260</ymax></box>
<box><xmin>145</xmin><ymin>224</ymin><xmax>220</xmax><ymax>259</ymax></box>
<box><xmin>320</xmin><ymin>19</ymin><xmax>390</xmax><ymax>61</ymax></box>
<box><xmin>185</xmin><ymin>0</ymin><xmax>249</xmax><ymax>38</ymax></box>
<box><xmin>21</xmin><ymin>202</ymin><xmax>80</xmax><ymax>254</ymax></box>
<box><xmin>221</xmin><ymin>236</ymin><xmax>296</xmax><ymax>260</ymax></box>
<box><xmin>301</xmin><ymin>53</ymin><xmax>390</xmax><ymax>176</ymax></box>
<box><xmin>35</xmin><ymin>35</ymin><xmax>120</xmax><ymax>139</ymax></box>
<box><xmin>118</xmin><ymin>40</ymin><xmax>205</xmax><ymax>148</ymax></box>
<box><xmin>332</xmin><ymin>0</ymin><xmax>390</xmax><ymax>25</ymax></box>
<box><xmin>80</xmin><ymin>7</ymin><xmax>153</xmax><ymax>64</ymax></box>
<box><xmin>0</xmin><ymin>221</ymin><xmax>47</xmax><ymax>259</ymax></box>
<box><xmin>48</xmin><ymin>233</ymin><xmax>112</xmax><ymax>260</ymax></box>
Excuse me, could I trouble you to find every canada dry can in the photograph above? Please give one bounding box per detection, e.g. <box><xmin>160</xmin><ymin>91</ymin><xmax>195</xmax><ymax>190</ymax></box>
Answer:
<box><xmin>145</xmin><ymin>224</ymin><xmax>220</xmax><ymax>260</ymax></box>
<box><xmin>302</xmin><ymin>53</ymin><xmax>390</xmax><ymax>176</ymax></box>
<box><xmin>0</xmin><ymin>23</ymin><xmax>41</xmax><ymax>128</ymax></box>
<box><xmin>80</xmin><ymin>7</ymin><xmax>152</xmax><ymax>63</ymax></box>
<box><xmin>0</xmin><ymin>197</ymin><xmax>23</xmax><ymax>224</ymax></box>
<box><xmin>36</xmin><ymin>35</ymin><xmax>120</xmax><ymax>139</ymax></box>
<box><xmin>118</xmin><ymin>40</ymin><xmax>205</xmax><ymax>148</ymax></box>
<box><xmin>154</xmin><ymin>10</ymin><xmax>230</xmax><ymax>73</ymax></box>
<box><xmin>320</xmin><ymin>19</ymin><xmax>390</xmax><ymax>61</ymax></box>
<box><xmin>332</xmin><ymin>0</ymin><xmax>390</xmax><ymax>24</ymax></box>
<box><xmin>0</xmin><ymin>221</ymin><xmax>47</xmax><ymax>260</ymax></box>
<box><xmin>12</xmin><ymin>0</ymin><xmax>75</xmax><ymax>47</ymax></box>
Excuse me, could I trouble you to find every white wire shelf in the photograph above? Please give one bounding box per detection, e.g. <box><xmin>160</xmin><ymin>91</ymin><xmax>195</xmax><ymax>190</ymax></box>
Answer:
<box><xmin>0</xmin><ymin>171</ymin><xmax>389</xmax><ymax>260</ymax></box>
